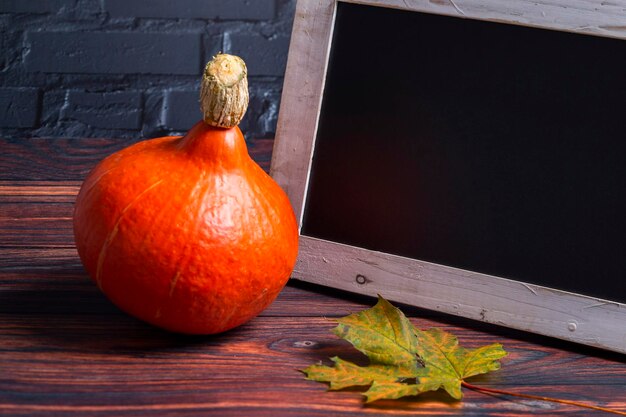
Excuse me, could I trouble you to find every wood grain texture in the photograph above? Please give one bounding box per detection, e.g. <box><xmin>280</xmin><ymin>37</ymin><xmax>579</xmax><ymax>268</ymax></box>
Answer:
<box><xmin>0</xmin><ymin>183</ymin><xmax>76</xmax><ymax>248</ymax></box>
<box><xmin>271</xmin><ymin>0</ymin><xmax>337</xmax><ymax>223</ymax></box>
<box><xmin>2</xmin><ymin>311</ymin><xmax>626</xmax><ymax>416</ymax></box>
<box><xmin>295</xmin><ymin>237</ymin><xmax>626</xmax><ymax>354</ymax></box>
<box><xmin>3</xmin><ymin>248</ymin><xmax>626</xmax><ymax>416</ymax></box>
<box><xmin>2</xmin><ymin>139</ymin><xmax>626</xmax><ymax>416</ymax></box>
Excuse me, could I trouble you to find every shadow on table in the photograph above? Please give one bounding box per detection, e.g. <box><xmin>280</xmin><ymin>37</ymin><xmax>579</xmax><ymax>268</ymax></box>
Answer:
<box><xmin>0</xmin><ymin>262</ymin><xmax>249</xmax><ymax>353</ymax></box>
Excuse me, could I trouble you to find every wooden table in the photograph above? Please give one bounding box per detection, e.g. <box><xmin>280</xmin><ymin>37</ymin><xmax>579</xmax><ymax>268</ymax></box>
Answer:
<box><xmin>1</xmin><ymin>137</ymin><xmax>626</xmax><ymax>416</ymax></box>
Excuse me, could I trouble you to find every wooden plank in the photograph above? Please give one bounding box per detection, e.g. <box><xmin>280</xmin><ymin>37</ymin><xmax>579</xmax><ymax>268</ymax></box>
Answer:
<box><xmin>0</xmin><ymin>203</ymin><xmax>72</xmax><ymax>219</ymax></box>
<box><xmin>2</xmin><ymin>246</ymin><xmax>626</xmax><ymax>362</ymax></box>
<box><xmin>2</xmin><ymin>216</ymin><xmax>626</xmax><ymax>416</ymax></box>
<box><xmin>4</xmin><ymin>244</ymin><xmax>626</xmax><ymax>371</ymax></box>
<box><xmin>1</xmin><ymin>237</ymin><xmax>626</xmax><ymax>357</ymax></box>
<box><xmin>0</xmin><ymin>137</ymin><xmax>137</xmax><ymax>181</ymax></box>
<box><xmin>0</xmin><ymin>218</ymin><xmax>74</xmax><ymax>248</ymax></box>
<box><xmin>1</xmin><ymin>314</ymin><xmax>626</xmax><ymax>417</ymax></box>
<box><xmin>0</xmin><ymin>137</ymin><xmax>274</xmax><ymax>181</ymax></box>
<box><xmin>2</xmin><ymin>385</ymin><xmax>623</xmax><ymax>417</ymax></box>
<box><xmin>271</xmin><ymin>0</ymin><xmax>337</xmax><ymax>225</ymax></box>
<box><xmin>0</xmin><ymin>247</ymin><xmax>80</xmax><ymax>268</ymax></box>
<box><xmin>346</xmin><ymin>0</ymin><xmax>626</xmax><ymax>40</ymax></box>
<box><xmin>0</xmin><ymin>184</ymin><xmax>74</xmax><ymax>247</ymax></box>
<box><xmin>0</xmin><ymin>182</ymin><xmax>80</xmax><ymax>200</ymax></box>
<box><xmin>0</xmin><ymin>184</ymin><xmax>77</xmax><ymax>247</ymax></box>
<box><xmin>0</xmin><ymin>184</ymin><xmax>75</xmax><ymax>218</ymax></box>
<box><xmin>2</xmin><ymin>313</ymin><xmax>626</xmax><ymax>388</ymax></box>
<box><xmin>295</xmin><ymin>236</ymin><xmax>626</xmax><ymax>354</ymax></box>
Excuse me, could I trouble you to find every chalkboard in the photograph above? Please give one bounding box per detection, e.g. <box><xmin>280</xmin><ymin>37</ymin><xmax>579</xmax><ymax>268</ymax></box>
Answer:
<box><xmin>272</xmin><ymin>0</ymin><xmax>626</xmax><ymax>353</ymax></box>
<box><xmin>302</xmin><ymin>2</ymin><xmax>626</xmax><ymax>303</ymax></box>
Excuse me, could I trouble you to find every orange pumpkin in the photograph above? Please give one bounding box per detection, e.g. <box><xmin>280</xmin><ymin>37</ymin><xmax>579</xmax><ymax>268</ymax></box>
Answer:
<box><xmin>73</xmin><ymin>54</ymin><xmax>299</xmax><ymax>334</ymax></box>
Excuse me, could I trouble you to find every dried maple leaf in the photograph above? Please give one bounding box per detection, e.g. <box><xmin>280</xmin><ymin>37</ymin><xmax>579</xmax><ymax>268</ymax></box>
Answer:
<box><xmin>303</xmin><ymin>295</ymin><xmax>506</xmax><ymax>402</ymax></box>
<box><xmin>303</xmin><ymin>357</ymin><xmax>411</xmax><ymax>390</ymax></box>
<box><xmin>332</xmin><ymin>294</ymin><xmax>419</xmax><ymax>369</ymax></box>
<box><xmin>303</xmin><ymin>296</ymin><xmax>419</xmax><ymax>390</ymax></box>
<box><xmin>364</xmin><ymin>328</ymin><xmax>506</xmax><ymax>402</ymax></box>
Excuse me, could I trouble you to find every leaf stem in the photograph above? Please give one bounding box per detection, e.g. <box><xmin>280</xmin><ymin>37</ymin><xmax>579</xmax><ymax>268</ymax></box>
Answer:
<box><xmin>461</xmin><ymin>381</ymin><xmax>626</xmax><ymax>416</ymax></box>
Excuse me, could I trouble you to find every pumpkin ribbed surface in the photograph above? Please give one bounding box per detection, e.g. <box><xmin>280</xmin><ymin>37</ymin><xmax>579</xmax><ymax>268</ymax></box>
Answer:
<box><xmin>73</xmin><ymin>121</ymin><xmax>299</xmax><ymax>334</ymax></box>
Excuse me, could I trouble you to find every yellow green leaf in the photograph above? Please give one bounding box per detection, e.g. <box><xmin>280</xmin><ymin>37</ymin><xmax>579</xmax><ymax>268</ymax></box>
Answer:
<box><xmin>333</xmin><ymin>295</ymin><xmax>418</xmax><ymax>369</ymax></box>
<box><xmin>302</xmin><ymin>296</ymin><xmax>507</xmax><ymax>403</ymax></box>
<box><xmin>303</xmin><ymin>357</ymin><xmax>413</xmax><ymax>390</ymax></box>
<box><xmin>413</xmin><ymin>328</ymin><xmax>507</xmax><ymax>399</ymax></box>
<box><xmin>364</xmin><ymin>381</ymin><xmax>422</xmax><ymax>402</ymax></box>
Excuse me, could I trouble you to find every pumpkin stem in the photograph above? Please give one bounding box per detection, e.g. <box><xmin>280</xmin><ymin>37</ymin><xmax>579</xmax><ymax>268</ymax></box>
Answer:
<box><xmin>200</xmin><ymin>53</ymin><xmax>249</xmax><ymax>129</ymax></box>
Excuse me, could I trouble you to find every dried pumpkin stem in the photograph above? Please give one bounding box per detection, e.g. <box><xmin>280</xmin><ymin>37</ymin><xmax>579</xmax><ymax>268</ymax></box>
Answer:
<box><xmin>200</xmin><ymin>53</ymin><xmax>249</xmax><ymax>128</ymax></box>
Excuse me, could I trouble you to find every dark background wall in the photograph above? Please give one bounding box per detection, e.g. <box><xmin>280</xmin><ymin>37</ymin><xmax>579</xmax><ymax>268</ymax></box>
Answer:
<box><xmin>0</xmin><ymin>0</ymin><xmax>295</xmax><ymax>140</ymax></box>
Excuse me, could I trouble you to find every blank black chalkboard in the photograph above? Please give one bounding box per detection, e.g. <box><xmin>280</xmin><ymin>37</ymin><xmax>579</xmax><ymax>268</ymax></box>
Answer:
<box><xmin>302</xmin><ymin>2</ymin><xmax>626</xmax><ymax>302</ymax></box>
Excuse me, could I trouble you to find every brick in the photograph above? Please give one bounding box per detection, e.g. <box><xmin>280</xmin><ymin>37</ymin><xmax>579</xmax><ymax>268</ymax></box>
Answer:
<box><xmin>0</xmin><ymin>31</ymin><xmax>5</xmax><ymax>70</ymax></box>
<box><xmin>227</xmin><ymin>33</ymin><xmax>289</xmax><ymax>76</ymax></box>
<box><xmin>163</xmin><ymin>90</ymin><xmax>201</xmax><ymax>130</ymax></box>
<box><xmin>103</xmin><ymin>0</ymin><xmax>275</xmax><ymax>20</ymax></box>
<box><xmin>239</xmin><ymin>86</ymin><xmax>281</xmax><ymax>138</ymax></box>
<box><xmin>0</xmin><ymin>87</ymin><xmax>40</xmax><ymax>128</ymax></box>
<box><xmin>25</xmin><ymin>31</ymin><xmax>201</xmax><ymax>75</ymax></box>
<box><xmin>62</xmin><ymin>91</ymin><xmax>141</xmax><ymax>129</ymax></box>
<box><xmin>202</xmin><ymin>34</ymin><xmax>223</xmax><ymax>67</ymax></box>
<box><xmin>0</xmin><ymin>0</ymin><xmax>68</xmax><ymax>13</ymax></box>
<box><xmin>252</xmin><ymin>88</ymin><xmax>280</xmax><ymax>136</ymax></box>
<box><xmin>162</xmin><ymin>86</ymin><xmax>281</xmax><ymax>138</ymax></box>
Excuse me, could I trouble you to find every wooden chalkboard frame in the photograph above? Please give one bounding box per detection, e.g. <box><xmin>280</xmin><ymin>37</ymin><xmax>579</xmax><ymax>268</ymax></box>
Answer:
<box><xmin>271</xmin><ymin>0</ymin><xmax>626</xmax><ymax>353</ymax></box>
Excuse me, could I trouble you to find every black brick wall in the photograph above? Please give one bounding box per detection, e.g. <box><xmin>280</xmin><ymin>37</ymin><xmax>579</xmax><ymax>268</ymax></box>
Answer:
<box><xmin>0</xmin><ymin>0</ymin><xmax>295</xmax><ymax>140</ymax></box>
